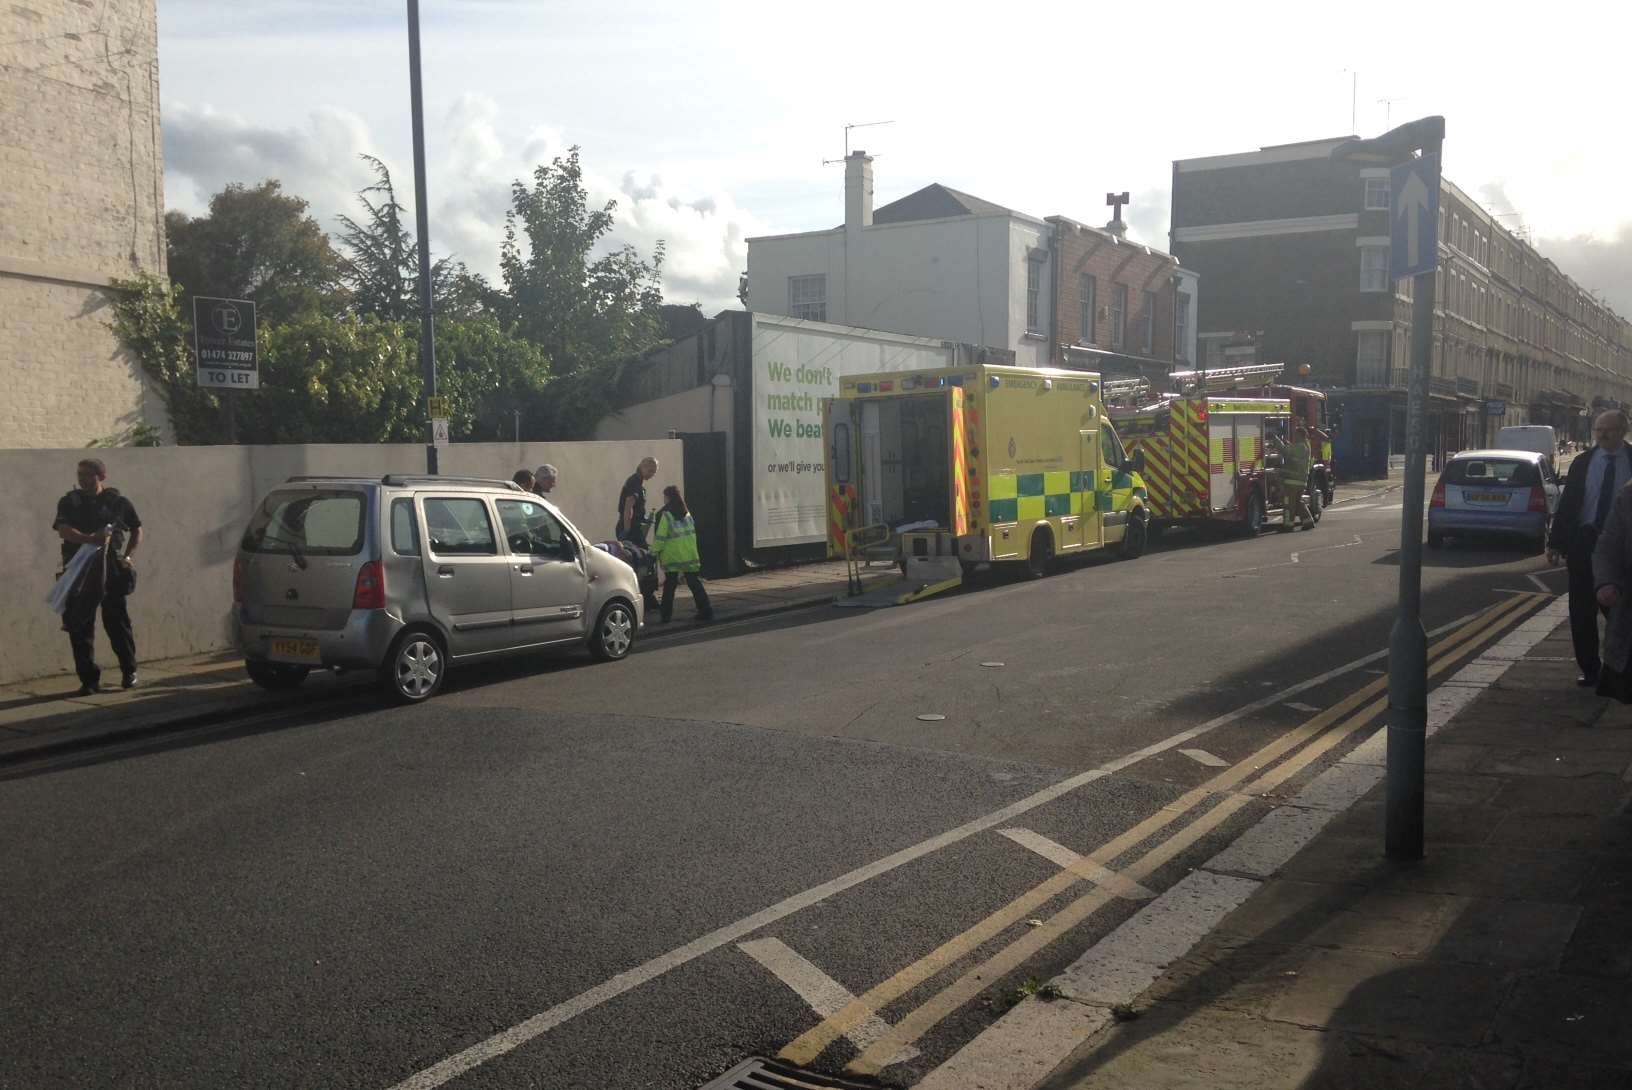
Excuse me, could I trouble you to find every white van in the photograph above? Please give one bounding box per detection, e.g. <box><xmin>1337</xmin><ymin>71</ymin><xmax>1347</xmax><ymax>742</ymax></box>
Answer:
<box><xmin>1494</xmin><ymin>425</ymin><xmax>1557</xmax><ymax>466</ymax></box>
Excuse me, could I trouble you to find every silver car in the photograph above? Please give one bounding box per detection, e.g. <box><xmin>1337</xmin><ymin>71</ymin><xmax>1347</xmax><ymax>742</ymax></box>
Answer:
<box><xmin>234</xmin><ymin>475</ymin><xmax>643</xmax><ymax>702</ymax></box>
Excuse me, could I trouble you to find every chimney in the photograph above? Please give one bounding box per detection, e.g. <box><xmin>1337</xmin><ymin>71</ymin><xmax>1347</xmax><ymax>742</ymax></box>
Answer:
<box><xmin>1105</xmin><ymin>191</ymin><xmax>1130</xmax><ymax>237</ymax></box>
<box><xmin>845</xmin><ymin>150</ymin><xmax>874</xmax><ymax>230</ymax></box>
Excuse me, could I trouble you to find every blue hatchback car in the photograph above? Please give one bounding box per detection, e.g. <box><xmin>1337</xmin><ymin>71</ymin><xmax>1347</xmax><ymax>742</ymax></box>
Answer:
<box><xmin>1427</xmin><ymin>449</ymin><xmax>1561</xmax><ymax>551</ymax></box>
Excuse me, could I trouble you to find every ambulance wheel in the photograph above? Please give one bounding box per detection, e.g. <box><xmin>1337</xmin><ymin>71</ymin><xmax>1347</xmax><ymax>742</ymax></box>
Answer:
<box><xmin>1024</xmin><ymin>528</ymin><xmax>1053</xmax><ymax>579</ymax></box>
<box><xmin>1241</xmin><ymin>494</ymin><xmax>1265</xmax><ymax>537</ymax></box>
<box><xmin>1119</xmin><ymin>510</ymin><xmax>1149</xmax><ymax>560</ymax></box>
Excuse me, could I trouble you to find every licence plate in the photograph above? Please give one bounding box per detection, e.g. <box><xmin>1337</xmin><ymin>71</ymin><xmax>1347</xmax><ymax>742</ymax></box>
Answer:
<box><xmin>1465</xmin><ymin>491</ymin><xmax>1511</xmax><ymax>504</ymax></box>
<box><xmin>269</xmin><ymin>637</ymin><xmax>321</xmax><ymax>664</ymax></box>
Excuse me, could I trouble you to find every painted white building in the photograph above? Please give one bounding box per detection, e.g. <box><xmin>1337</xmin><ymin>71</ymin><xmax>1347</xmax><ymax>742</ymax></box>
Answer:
<box><xmin>746</xmin><ymin>153</ymin><xmax>1055</xmax><ymax>368</ymax></box>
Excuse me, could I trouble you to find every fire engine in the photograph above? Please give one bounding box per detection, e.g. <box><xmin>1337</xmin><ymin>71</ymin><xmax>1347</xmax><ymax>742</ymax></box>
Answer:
<box><xmin>1104</xmin><ymin>363</ymin><xmax>1334</xmax><ymax>536</ymax></box>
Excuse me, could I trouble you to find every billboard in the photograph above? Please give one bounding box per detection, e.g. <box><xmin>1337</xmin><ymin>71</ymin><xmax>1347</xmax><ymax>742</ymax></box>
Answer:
<box><xmin>750</xmin><ymin>315</ymin><xmax>957</xmax><ymax>547</ymax></box>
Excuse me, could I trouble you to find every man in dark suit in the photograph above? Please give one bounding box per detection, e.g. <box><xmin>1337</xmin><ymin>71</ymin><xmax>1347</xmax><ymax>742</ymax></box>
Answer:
<box><xmin>1548</xmin><ymin>410</ymin><xmax>1632</xmax><ymax>685</ymax></box>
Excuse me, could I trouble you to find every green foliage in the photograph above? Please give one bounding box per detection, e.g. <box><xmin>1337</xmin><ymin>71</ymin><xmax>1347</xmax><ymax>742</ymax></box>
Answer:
<box><xmin>496</xmin><ymin>146</ymin><xmax>666</xmax><ymax>372</ymax></box>
<box><xmin>107</xmin><ymin>275</ymin><xmax>550</xmax><ymax>445</ymax></box>
<box><xmin>335</xmin><ymin>155</ymin><xmax>474</xmax><ymax>321</ymax></box>
<box><xmin>166</xmin><ymin>180</ymin><xmax>346</xmax><ymax>324</ymax></box>
<box><xmin>87</xmin><ymin>423</ymin><xmax>164</xmax><ymax>448</ymax></box>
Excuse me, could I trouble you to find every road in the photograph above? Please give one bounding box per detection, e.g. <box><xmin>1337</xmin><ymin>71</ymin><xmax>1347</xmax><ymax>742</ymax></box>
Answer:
<box><xmin>0</xmin><ymin>489</ymin><xmax>1568</xmax><ymax>1090</ymax></box>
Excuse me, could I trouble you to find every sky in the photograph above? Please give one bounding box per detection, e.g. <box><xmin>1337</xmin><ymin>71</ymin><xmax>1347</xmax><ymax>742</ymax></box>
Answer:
<box><xmin>156</xmin><ymin>0</ymin><xmax>1632</xmax><ymax>318</ymax></box>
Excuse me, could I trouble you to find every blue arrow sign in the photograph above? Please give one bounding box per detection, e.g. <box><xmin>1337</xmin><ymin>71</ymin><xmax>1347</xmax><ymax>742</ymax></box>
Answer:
<box><xmin>1390</xmin><ymin>151</ymin><xmax>1440</xmax><ymax>280</ymax></box>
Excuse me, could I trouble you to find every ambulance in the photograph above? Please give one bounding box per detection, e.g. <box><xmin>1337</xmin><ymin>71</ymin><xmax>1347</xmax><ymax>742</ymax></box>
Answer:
<box><xmin>823</xmin><ymin>364</ymin><xmax>1150</xmax><ymax>604</ymax></box>
<box><xmin>1105</xmin><ymin>363</ymin><xmax>1332</xmax><ymax>536</ymax></box>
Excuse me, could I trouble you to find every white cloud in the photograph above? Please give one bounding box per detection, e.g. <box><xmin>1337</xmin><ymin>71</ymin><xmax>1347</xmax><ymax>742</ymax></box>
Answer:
<box><xmin>161</xmin><ymin>96</ymin><xmax>763</xmax><ymax>313</ymax></box>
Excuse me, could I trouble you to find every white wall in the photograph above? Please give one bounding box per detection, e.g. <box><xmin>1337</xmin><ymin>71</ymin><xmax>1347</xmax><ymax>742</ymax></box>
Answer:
<box><xmin>0</xmin><ymin>439</ymin><xmax>682</xmax><ymax>684</ymax></box>
<box><xmin>747</xmin><ymin>214</ymin><xmax>1048</xmax><ymax>366</ymax></box>
<box><xmin>1176</xmin><ymin>268</ymin><xmax>1200</xmax><ymax>366</ymax></box>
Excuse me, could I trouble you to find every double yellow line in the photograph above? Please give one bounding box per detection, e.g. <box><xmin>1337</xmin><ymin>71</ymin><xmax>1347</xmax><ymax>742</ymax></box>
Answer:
<box><xmin>779</xmin><ymin>591</ymin><xmax>1548</xmax><ymax>1074</ymax></box>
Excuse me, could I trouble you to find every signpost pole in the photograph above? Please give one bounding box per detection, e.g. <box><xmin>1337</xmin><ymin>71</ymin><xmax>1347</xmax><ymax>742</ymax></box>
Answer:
<box><xmin>1386</xmin><ymin>130</ymin><xmax>1444</xmax><ymax>862</ymax></box>
<box><xmin>406</xmin><ymin>0</ymin><xmax>439</xmax><ymax>475</ymax></box>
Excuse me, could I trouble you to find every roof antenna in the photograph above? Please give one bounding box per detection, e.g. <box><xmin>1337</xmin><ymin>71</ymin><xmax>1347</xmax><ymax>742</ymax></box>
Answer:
<box><xmin>823</xmin><ymin>120</ymin><xmax>894</xmax><ymax>165</ymax></box>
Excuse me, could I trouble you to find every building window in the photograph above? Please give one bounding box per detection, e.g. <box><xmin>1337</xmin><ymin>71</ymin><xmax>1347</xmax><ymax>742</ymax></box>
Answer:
<box><xmin>1363</xmin><ymin>177</ymin><xmax>1390</xmax><ymax>210</ymax></box>
<box><xmin>1026</xmin><ymin>260</ymin><xmax>1042</xmax><ymax>333</ymax></box>
<box><xmin>1356</xmin><ymin>330</ymin><xmax>1389</xmax><ymax>386</ymax></box>
<box><xmin>1078</xmin><ymin>274</ymin><xmax>1097</xmax><ymax>345</ymax></box>
<box><xmin>1175</xmin><ymin>291</ymin><xmax>1190</xmax><ymax>362</ymax></box>
<box><xmin>1142</xmin><ymin>290</ymin><xmax>1157</xmax><ymax>353</ymax></box>
<box><xmin>1360</xmin><ymin>246</ymin><xmax>1389</xmax><ymax>292</ymax></box>
<box><xmin>788</xmin><ymin>275</ymin><xmax>826</xmax><ymax>321</ymax></box>
<box><xmin>1111</xmin><ymin>284</ymin><xmax>1127</xmax><ymax>350</ymax></box>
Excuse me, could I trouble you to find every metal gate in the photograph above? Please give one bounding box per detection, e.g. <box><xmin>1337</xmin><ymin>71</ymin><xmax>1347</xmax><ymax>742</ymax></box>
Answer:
<box><xmin>677</xmin><ymin>431</ymin><xmax>729</xmax><ymax>577</ymax></box>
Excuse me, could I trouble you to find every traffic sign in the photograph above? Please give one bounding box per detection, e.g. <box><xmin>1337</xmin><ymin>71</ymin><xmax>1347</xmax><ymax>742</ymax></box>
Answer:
<box><xmin>431</xmin><ymin>418</ymin><xmax>450</xmax><ymax>448</ymax></box>
<box><xmin>1390</xmin><ymin>152</ymin><xmax>1440</xmax><ymax>281</ymax></box>
<box><xmin>426</xmin><ymin>395</ymin><xmax>449</xmax><ymax>419</ymax></box>
<box><xmin>192</xmin><ymin>296</ymin><xmax>259</xmax><ymax>389</ymax></box>
<box><xmin>1484</xmin><ymin>399</ymin><xmax>1507</xmax><ymax>416</ymax></box>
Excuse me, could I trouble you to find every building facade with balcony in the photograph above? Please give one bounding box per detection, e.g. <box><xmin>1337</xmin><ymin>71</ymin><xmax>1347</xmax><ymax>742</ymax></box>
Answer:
<box><xmin>1170</xmin><ymin>137</ymin><xmax>1632</xmax><ymax>478</ymax></box>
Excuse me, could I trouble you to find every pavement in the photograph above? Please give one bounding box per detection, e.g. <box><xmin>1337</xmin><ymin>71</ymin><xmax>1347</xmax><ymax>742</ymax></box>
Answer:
<box><xmin>930</xmin><ymin>602</ymin><xmax>1632</xmax><ymax>1090</ymax></box>
<box><xmin>0</xmin><ymin>558</ymin><xmax>895</xmax><ymax>766</ymax></box>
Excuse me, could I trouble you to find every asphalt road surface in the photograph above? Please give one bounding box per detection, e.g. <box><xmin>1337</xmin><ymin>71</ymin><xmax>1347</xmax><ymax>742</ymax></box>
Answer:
<box><xmin>0</xmin><ymin>488</ymin><xmax>1569</xmax><ymax>1090</ymax></box>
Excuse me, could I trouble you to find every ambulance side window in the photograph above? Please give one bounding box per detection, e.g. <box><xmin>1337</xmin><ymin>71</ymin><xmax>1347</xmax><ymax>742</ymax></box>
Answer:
<box><xmin>832</xmin><ymin>422</ymin><xmax>852</xmax><ymax>483</ymax></box>
<box><xmin>1101</xmin><ymin>427</ymin><xmax>1125</xmax><ymax>471</ymax></box>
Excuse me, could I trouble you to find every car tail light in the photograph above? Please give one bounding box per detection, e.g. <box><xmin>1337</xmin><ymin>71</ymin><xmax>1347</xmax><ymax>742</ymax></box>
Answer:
<box><xmin>353</xmin><ymin>560</ymin><xmax>385</xmax><ymax>609</ymax></box>
<box><xmin>1430</xmin><ymin>480</ymin><xmax>1446</xmax><ymax>508</ymax></box>
<box><xmin>1528</xmin><ymin>485</ymin><xmax>1548</xmax><ymax>513</ymax></box>
<box><xmin>233</xmin><ymin>556</ymin><xmax>246</xmax><ymax>604</ymax></box>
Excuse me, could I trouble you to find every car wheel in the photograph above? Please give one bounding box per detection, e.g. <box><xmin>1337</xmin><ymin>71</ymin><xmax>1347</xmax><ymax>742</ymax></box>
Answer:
<box><xmin>245</xmin><ymin>660</ymin><xmax>309</xmax><ymax>691</ymax></box>
<box><xmin>380</xmin><ymin>630</ymin><xmax>444</xmax><ymax>703</ymax></box>
<box><xmin>1427</xmin><ymin>532</ymin><xmax>1444</xmax><ymax>549</ymax></box>
<box><xmin>589</xmin><ymin>600</ymin><xmax>637</xmax><ymax>661</ymax></box>
<box><xmin>1241</xmin><ymin>493</ymin><xmax>1265</xmax><ymax>537</ymax></box>
<box><xmin>1308</xmin><ymin>486</ymin><xmax>1323</xmax><ymax>523</ymax></box>
<box><xmin>1119</xmin><ymin>509</ymin><xmax>1149</xmax><ymax>560</ymax></box>
<box><xmin>1024</xmin><ymin>527</ymin><xmax>1053</xmax><ymax>579</ymax></box>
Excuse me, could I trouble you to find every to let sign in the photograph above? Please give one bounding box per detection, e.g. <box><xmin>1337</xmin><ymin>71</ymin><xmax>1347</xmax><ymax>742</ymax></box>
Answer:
<box><xmin>193</xmin><ymin>296</ymin><xmax>259</xmax><ymax>389</ymax></box>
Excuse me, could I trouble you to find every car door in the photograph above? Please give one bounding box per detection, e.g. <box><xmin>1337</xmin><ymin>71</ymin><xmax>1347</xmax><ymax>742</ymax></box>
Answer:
<box><xmin>420</xmin><ymin>495</ymin><xmax>513</xmax><ymax>657</ymax></box>
<box><xmin>495</xmin><ymin>497</ymin><xmax>589</xmax><ymax>645</ymax></box>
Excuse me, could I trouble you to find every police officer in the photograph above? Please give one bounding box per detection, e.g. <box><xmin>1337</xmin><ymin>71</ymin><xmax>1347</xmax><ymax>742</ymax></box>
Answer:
<box><xmin>617</xmin><ymin>456</ymin><xmax>658</xmax><ymax>547</ymax></box>
<box><xmin>53</xmin><ymin>458</ymin><xmax>143</xmax><ymax>694</ymax></box>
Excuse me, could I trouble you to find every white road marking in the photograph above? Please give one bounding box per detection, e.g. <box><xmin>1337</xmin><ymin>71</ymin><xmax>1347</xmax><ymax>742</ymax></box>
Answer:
<box><xmin>998</xmin><ymin>828</ymin><xmax>1156</xmax><ymax>900</ymax></box>
<box><xmin>918</xmin><ymin>595</ymin><xmax>1568</xmax><ymax>1090</ymax></box>
<box><xmin>1529</xmin><ymin>571</ymin><xmax>1559</xmax><ymax>592</ymax></box>
<box><xmin>1283</xmin><ymin>702</ymin><xmax>1320</xmax><ymax>713</ymax></box>
<box><xmin>1177</xmin><ymin>747</ymin><xmax>1229</xmax><ymax>767</ymax></box>
<box><xmin>1321</xmin><ymin>503</ymin><xmax>1376</xmax><ymax>513</ymax></box>
<box><xmin>1376</xmin><ymin>503</ymin><xmax>1405</xmax><ymax>511</ymax></box>
<box><xmin>738</xmin><ymin>939</ymin><xmax>919</xmax><ymax>1064</ymax></box>
<box><xmin>384</xmin><ymin>606</ymin><xmax>1488</xmax><ymax>1090</ymax></box>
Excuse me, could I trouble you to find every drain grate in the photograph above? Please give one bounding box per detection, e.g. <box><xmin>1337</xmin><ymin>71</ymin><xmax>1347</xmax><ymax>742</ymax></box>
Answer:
<box><xmin>698</xmin><ymin>1057</ymin><xmax>880</xmax><ymax>1090</ymax></box>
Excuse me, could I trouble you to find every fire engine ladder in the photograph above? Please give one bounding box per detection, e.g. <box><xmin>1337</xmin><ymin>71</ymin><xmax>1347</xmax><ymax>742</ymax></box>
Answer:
<box><xmin>1102</xmin><ymin>377</ymin><xmax>1154</xmax><ymax>407</ymax></box>
<box><xmin>1169</xmin><ymin>362</ymin><xmax>1286</xmax><ymax>395</ymax></box>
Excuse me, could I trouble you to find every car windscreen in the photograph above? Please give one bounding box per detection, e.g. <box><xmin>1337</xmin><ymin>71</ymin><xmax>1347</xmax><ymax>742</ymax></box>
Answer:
<box><xmin>241</xmin><ymin>490</ymin><xmax>366</xmax><ymax>556</ymax></box>
<box><xmin>1443</xmin><ymin>459</ymin><xmax>1538</xmax><ymax>487</ymax></box>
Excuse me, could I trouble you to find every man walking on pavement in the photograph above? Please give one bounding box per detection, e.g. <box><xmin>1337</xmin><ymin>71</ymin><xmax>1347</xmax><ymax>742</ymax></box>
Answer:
<box><xmin>1548</xmin><ymin>409</ymin><xmax>1632</xmax><ymax>686</ymax></box>
<box><xmin>53</xmin><ymin>458</ymin><xmax>143</xmax><ymax>694</ymax></box>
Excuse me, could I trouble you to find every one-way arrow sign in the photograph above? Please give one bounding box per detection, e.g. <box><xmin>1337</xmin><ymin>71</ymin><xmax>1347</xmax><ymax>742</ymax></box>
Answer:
<box><xmin>1390</xmin><ymin>151</ymin><xmax>1440</xmax><ymax>280</ymax></box>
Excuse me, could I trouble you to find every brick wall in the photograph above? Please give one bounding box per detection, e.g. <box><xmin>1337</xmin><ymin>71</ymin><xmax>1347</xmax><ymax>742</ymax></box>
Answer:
<box><xmin>0</xmin><ymin>0</ymin><xmax>168</xmax><ymax>448</ymax></box>
<box><xmin>1049</xmin><ymin>220</ymin><xmax>1178</xmax><ymax>364</ymax></box>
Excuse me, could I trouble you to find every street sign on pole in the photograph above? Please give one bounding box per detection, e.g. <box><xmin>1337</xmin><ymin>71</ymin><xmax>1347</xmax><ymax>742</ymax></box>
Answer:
<box><xmin>1485</xmin><ymin>399</ymin><xmax>1507</xmax><ymax>416</ymax></box>
<box><xmin>192</xmin><ymin>296</ymin><xmax>259</xmax><ymax>389</ymax></box>
<box><xmin>1390</xmin><ymin>152</ymin><xmax>1441</xmax><ymax>281</ymax></box>
<box><xmin>431</xmin><ymin>418</ymin><xmax>450</xmax><ymax>448</ymax></box>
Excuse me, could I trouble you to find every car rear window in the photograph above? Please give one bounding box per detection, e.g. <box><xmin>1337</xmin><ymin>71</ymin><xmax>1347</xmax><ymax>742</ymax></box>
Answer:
<box><xmin>242</xmin><ymin>490</ymin><xmax>366</xmax><ymax>555</ymax></box>
<box><xmin>1444</xmin><ymin>459</ymin><xmax>1538</xmax><ymax>486</ymax></box>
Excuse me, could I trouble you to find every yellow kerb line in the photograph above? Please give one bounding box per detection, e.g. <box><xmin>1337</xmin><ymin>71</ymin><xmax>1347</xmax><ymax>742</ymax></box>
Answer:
<box><xmin>778</xmin><ymin>591</ymin><xmax>1544</xmax><ymax>1070</ymax></box>
<box><xmin>843</xmin><ymin>591</ymin><xmax>1549</xmax><ymax>1073</ymax></box>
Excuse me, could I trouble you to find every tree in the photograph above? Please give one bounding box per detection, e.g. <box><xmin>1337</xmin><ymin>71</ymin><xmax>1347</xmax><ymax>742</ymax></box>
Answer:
<box><xmin>165</xmin><ymin>180</ymin><xmax>345</xmax><ymax>325</ymax></box>
<box><xmin>335</xmin><ymin>155</ymin><xmax>474</xmax><ymax>321</ymax></box>
<box><xmin>495</xmin><ymin>147</ymin><xmax>667</xmax><ymax>371</ymax></box>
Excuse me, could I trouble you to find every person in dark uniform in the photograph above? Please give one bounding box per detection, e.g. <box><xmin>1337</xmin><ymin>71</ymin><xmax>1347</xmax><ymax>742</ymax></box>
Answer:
<box><xmin>53</xmin><ymin>458</ymin><xmax>143</xmax><ymax>694</ymax></box>
<box><xmin>616</xmin><ymin>456</ymin><xmax>658</xmax><ymax>548</ymax></box>
<box><xmin>1548</xmin><ymin>410</ymin><xmax>1632</xmax><ymax>686</ymax></box>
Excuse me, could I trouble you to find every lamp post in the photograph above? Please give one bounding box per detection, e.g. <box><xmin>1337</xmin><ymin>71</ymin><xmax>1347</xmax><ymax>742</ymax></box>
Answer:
<box><xmin>1333</xmin><ymin>116</ymin><xmax>1445</xmax><ymax>861</ymax></box>
<box><xmin>406</xmin><ymin>0</ymin><xmax>438</xmax><ymax>474</ymax></box>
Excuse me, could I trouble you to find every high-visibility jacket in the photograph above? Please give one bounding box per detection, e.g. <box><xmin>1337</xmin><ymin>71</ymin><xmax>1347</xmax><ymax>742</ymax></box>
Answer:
<box><xmin>653</xmin><ymin>511</ymin><xmax>702</xmax><ymax>573</ymax></box>
<box><xmin>1272</xmin><ymin>436</ymin><xmax>1312</xmax><ymax>483</ymax></box>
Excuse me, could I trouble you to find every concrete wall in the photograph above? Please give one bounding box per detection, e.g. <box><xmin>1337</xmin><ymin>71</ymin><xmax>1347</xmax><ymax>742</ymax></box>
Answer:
<box><xmin>746</xmin><ymin>215</ymin><xmax>1043</xmax><ymax>365</ymax></box>
<box><xmin>0</xmin><ymin>439</ymin><xmax>682</xmax><ymax>684</ymax></box>
<box><xmin>0</xmin><ymin>0</ymin><xmax>169</xmax><ymax>447</ymax></box>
